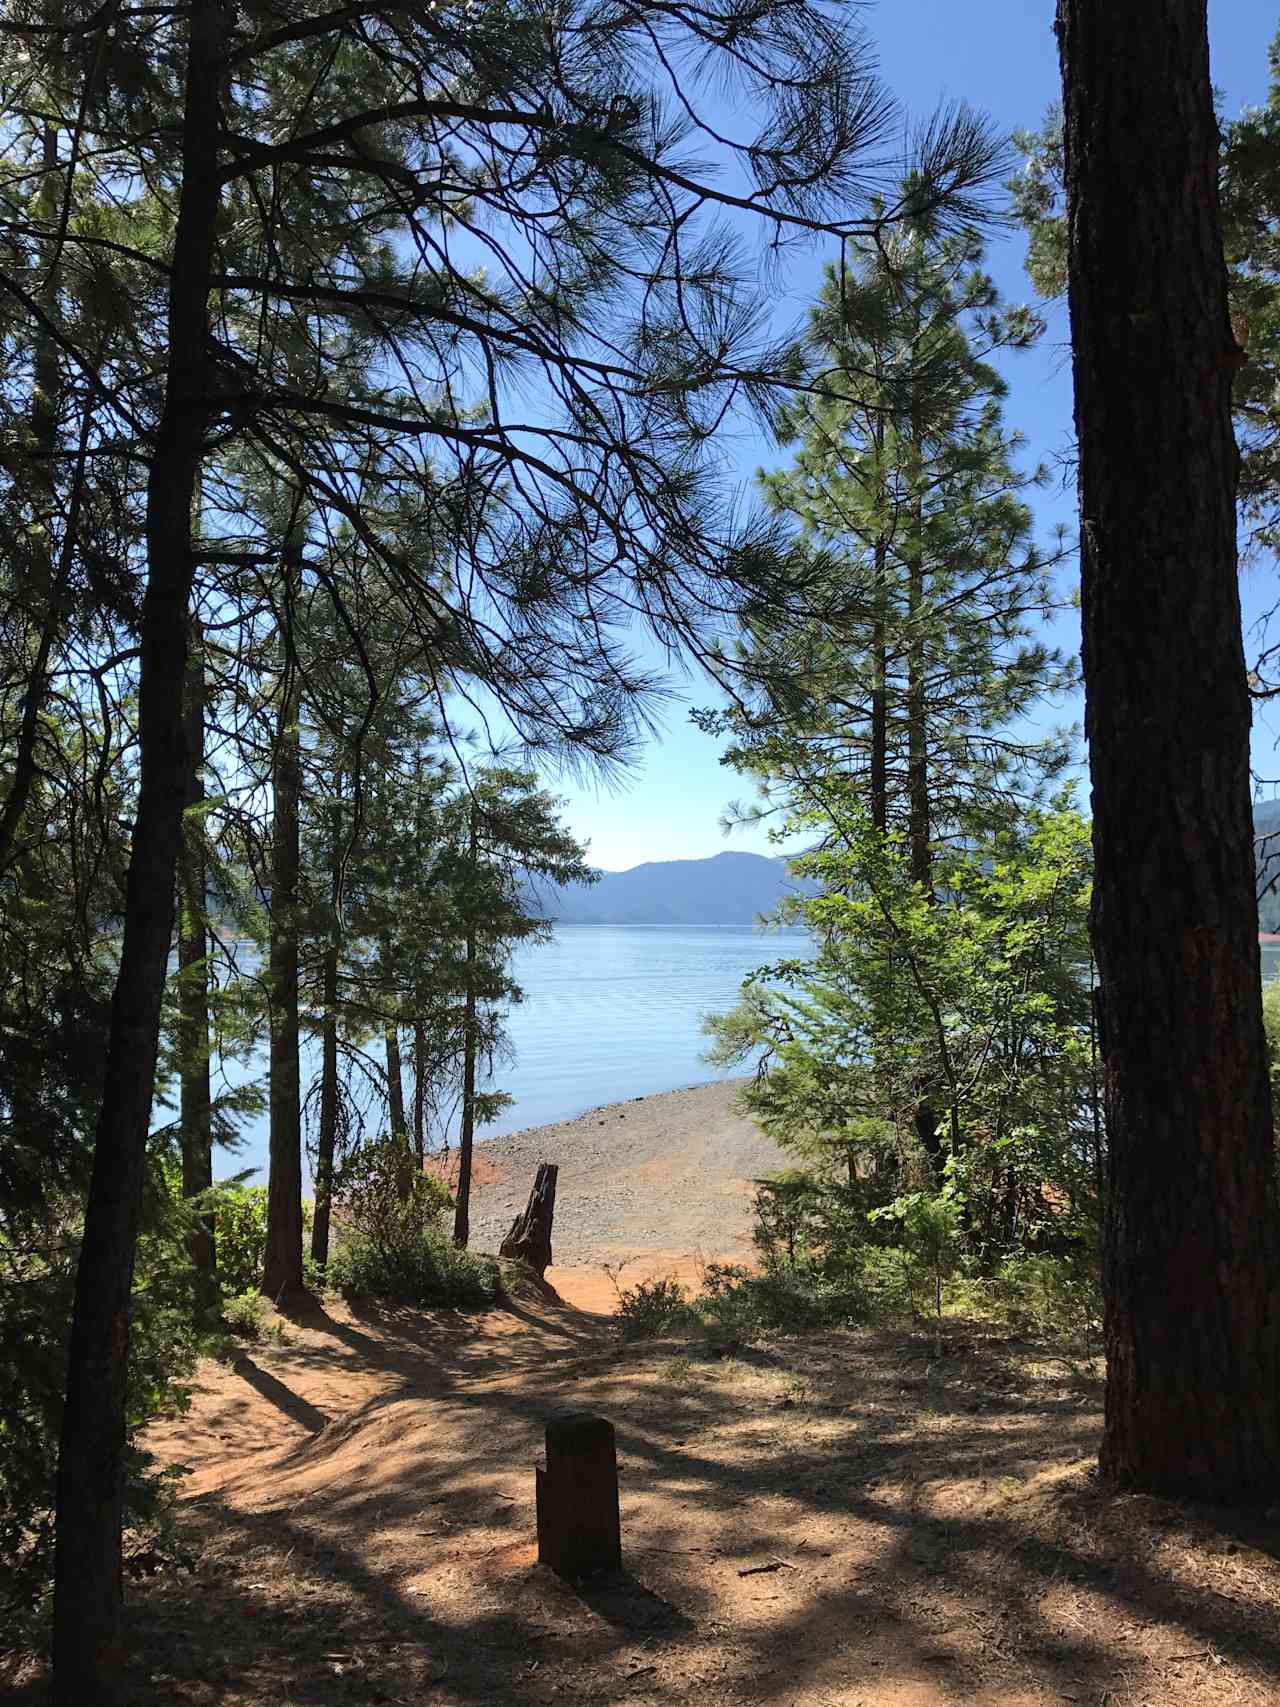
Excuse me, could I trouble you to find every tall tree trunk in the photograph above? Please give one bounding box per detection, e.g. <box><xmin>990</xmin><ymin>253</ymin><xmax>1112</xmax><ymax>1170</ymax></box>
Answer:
<box><xmin>412</xmin><ymin>1019</ymin><xmax>427</xmax><ymax>1170</ymax></box>
<box><xmin>904</xmin><ymin>420</ymin><xmax>941</xmax><ymax>1180</ymax></box>
<box><xmin>311</xmin><ymin>783</ymin><xmax>342</xmax><ymax>1269</ymax></box>
<box><xmin>385</xmin><ymin>1021</ymin><xmax>407</xmax><ymax>1140</ymax></box>
<box><xmin>178</xmin><ymin>619</ymin><xmax>215</xmax><ymax>1318</ymax></box>
<box><xmin>453</xmin><ymin>802</ymin><xmax>479</xmax><ymax>1248</ymax></box>
<box><xmin>905</xmin><ymin>451</ymin><xmax>931</xmax><ymax>896</ymax></box>
<box><xmin>311</xmin><ymin>949</ymin><xmax>339</xmax><ymax>1267</ymax></box>
<box><xmin>0</xmin><ymin>121</ymin><xmax>65</xmax><ymax>866</ymax></box>
<box><xmin>870</xmin><ymin>531</ymin><xmax>889</xmax><ymax>838</ymax></box>
<box><xmin>51</xmin><ymin>6</ymin><xmax>226</xmax><ymax>1697</ymax></box>
<box><xmin>1058</xmin><ymin>0</ymin><xmax>1280</xmax><ymax>1496</ymax></box>
<box><xmin>869</xmin><ymin>401</ymin><xmax>889</xmax><ymax>837</ymax></box>
<box><xmin>262</xmin><ymin>528</ymin><xmax>305</xmax><ymax>1303</ymax></box>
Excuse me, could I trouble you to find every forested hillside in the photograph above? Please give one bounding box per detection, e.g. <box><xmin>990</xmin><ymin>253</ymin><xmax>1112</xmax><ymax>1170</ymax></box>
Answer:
<box><xmin>524</xmin><ymin>851</ymin><xmax>815</xmax><ymax>926</ymax></box>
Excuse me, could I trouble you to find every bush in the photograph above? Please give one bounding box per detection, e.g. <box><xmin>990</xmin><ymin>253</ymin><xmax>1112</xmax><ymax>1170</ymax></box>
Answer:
<box><xmin>615</xmin><ymin>1262</ymin><xmax>866</xmax><ymax>1346</ymax></box>
<box><xmin>213</xmin><ymin>1183</ymin><xmax>314</xmax><ymax>1297</ymax></box>
<box><xmin>329</xmin><ymin>1220</ymin><xmax>500</xmax><ymax>1307</ymax></box>
<box><xmin>221</xmin><ymin>1290</ymin><xmax>269</xmax><ymax>1340</ymax></box>
<box><xmin>753</xmin><ymin>1170</ymin><xmax>867</xmax><ymax>1286</ymax></box>
<box><xmin>870</xmin><ymin>1190</ymin><xmax>963</xmax><ymax>1332</ymax></box>
<box><xmin>986</xmin><ymin>1248</ymin><xmax>1102</xmax><ymax>1349</ymax></box>
<box><xmin>699</xmin><ymin>1260</ymin><xmax>864</xmax><ymax>1343</ymax></box>
<box><xmin>616</xmin><ymin>1276</ymin><xmax>696</xmax><ymax>1340</ymax></box>
<box><xmin>327</xmin><ymin>1137</ymin><xmax>498</xmax><ymax>1308</ymax></box>
<box><xmin>211</xmin><ymin>1185</ymin><xmax>269</xmax><ymax>1296</ymax></box>
<box><xmin>857</xmin><ymin>1245</ymin><xmax>915</xmax><ymax>1319</ymax></box>
<box><xmin>1</xmin><ymin>1184</ymin><xmax>199</xmax><ymax>1637</ymax></box>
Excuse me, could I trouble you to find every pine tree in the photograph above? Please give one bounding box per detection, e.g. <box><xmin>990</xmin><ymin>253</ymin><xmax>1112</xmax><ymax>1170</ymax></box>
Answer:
<box><xmin>1012</xmin><ymin>24</ymin><xmax>1280</xmax><ymax>563</ymax></box>
<box><xmin>713</xmin><ymin>225</ymin><xmax>1070</xmax><ymax>869</ymax></box>
<box><xmin>702</xmin><ymin>226</ymin><xmax>1071</xmax><ymax>1187</ymax></box>
<box><xmin>1057</xmin><ymin>0</ymin><xmax>1280</xmax><ymax>1496</ymax></box>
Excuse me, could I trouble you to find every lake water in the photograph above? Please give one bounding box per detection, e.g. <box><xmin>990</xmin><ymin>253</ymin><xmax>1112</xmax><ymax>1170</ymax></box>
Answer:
<box><xmin>216</xmin><ymin>930</ymin><xmax>1280</xmax><ymax>1184</ymax></box>
<box><xmin>219</xmin><ymin>924</ymin><xmax>807</xmax><ymax>1183</ymax></box>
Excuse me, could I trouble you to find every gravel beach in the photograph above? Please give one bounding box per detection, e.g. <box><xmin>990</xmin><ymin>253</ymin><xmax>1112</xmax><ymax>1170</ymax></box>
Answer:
<box><xmin>455</xmin><ymin>1077</ymin><xmax>788</xmax><ymax>1269</ymax></box>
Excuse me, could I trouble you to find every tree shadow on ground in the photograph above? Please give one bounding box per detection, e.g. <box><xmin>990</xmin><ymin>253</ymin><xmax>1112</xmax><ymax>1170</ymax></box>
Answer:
<box><xmin>121</xmin><ymin>1311</ymin><xmax>1280</xmax><ymax>1706</ymax></box>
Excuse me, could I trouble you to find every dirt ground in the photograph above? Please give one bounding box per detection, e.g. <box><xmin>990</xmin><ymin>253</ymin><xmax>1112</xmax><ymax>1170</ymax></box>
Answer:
<box><xmin>9</xmin><ymin>1085</ymin><xmax>1280</xmax><ymax>1705</ymax></box>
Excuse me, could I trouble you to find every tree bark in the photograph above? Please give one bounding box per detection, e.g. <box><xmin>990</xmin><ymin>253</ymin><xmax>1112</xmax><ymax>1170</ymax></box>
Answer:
<box><xmin>386</xmin><ymin>1022</ymin><xmax>407</xmax><ymax>1140</ymax></box>
<box><xmin>904</xmin><ymin>415</ymin><xmax>942</xmax><ymax>1182</ymax></box>
<box><xmin>870</xmin><ymin>531</ymin><xmax>889</xmax><ymax>838</ymax></box>
<box><xmin>412</xmin><ymin>1019</ymin><xmax>427</xmax><ymax>1170</ymax></box>
<box><xmin>454</xmin><ymin>801</ymin><xmax>479</xmax><ymax>1247</ymax></box>
<box><xmin>263</xmin><ymin>536</ymin><xmax>305</xmax><ymax>1303</ymax></box>
<box><xmin>51</xmin><ymin>5</ymin><xmax>227</xmax><ymax>1697</ymax></box>
<box><xmin>311</xmin><ymin>779</ymin><xmax>343</xmax><ymax>1268</ymax></box>
<box><xmin>905</xmin><ymin>427</ymin><xmax>931</xmax><ymax>896</ymax></box>
<box><xmin>500</xmin><ymin>1162</ymin><xmax>558</xmax><ymax>1275</ymax></box>
<box><xmin>1058</xmin><ymin>0</ymin><xmax>1280</xmax><ymax>1496</ymax></box>
<box><xmin>178</xmin><ymin>619</ymin><xmax>216</xmax><ymax>1317</ymax></box>
<box><xmin>0</xmin><ymin>121</ymin><xmax>65</xmax><ymax>867</ymax></box>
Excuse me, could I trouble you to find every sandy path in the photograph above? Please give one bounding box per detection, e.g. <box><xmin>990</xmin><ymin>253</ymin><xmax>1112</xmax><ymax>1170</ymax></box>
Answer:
<box><xmin>122</xmin><ymin>1296</ymin><xmax>1280</xmax><ymax>1707</ymax></box>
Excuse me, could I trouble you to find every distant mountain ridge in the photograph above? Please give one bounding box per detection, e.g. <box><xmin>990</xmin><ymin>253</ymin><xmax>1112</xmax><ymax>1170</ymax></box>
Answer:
<box><xmin>523</xmin><ymin>849</ymin><xmax>816</xmax><ymax>927</ymax></box>
<box><xmin>530</xmin><ymin>807</ymin><xmax>1280</xmax><ymax>931</ymax></box>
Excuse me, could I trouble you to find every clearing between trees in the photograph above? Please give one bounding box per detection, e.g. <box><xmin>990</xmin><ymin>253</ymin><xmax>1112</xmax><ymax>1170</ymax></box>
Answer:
<box><xmin>13</xmin><ymin>1083</ymin><xmax>1276</xmax><ymax>1707</ymax></box>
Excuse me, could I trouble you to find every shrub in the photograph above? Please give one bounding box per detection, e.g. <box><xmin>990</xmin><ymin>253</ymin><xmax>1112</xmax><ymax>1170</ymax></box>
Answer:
<box><xmin>987</xmin><ymin>1248</ymin><xmax>1102</xmax><ymax>1349</ymax></box>
<box><xmin>753</xmin><ymin>1169</ymin><xmax>867</xmax><ymax>1285</ymax></box>
<box><xmin>329</xmin><ymin>1219</ymin><xmax>500</xmax><ymax>1307</ymax></box>
<box><xmin>222</xmin><ymin>1290</ymin><xmax>269</xmax><ymax>1340</ymax></box>
<box><xmin>870</xmin><ymin>1190</ymin><xmax>963</xmax><ymax>1333</ymax></box>
<box><xmin>615</xmin><ymin>1262</ymin><xmax>865</xmax><ymax>1347</ymax></box>
<box><xmin>1</xmin><ymin>1185</ymin><xmax>199</xmax><ymax>1637</ymax></box>
<box><xmin>857</xmin><ymin>1245</ymin><xmax>915</xmax><ymax>1320</ymax></box>
<box><xmin>213</xmin><ymin>1183</ymin><xmax>314</xmax><ymax>1297</ymax></box>
<box><xmin>327</xmin><ymin>1137</ymin><xmax>498</xmax><ymax>1308</ymax></box>
<box><xmin>698</xmin><ymin>1260</ymin><xmax>864</xmax><ymax>1343</ymax></box>
<box><xmin>212</xmin><ymin>1185</ymin><xmax>268</xmax><ymax>1297</ymax></box>
<box><xmin>615</xmin><ymin>1276</ymin><xmax>697</xmax><ymax>1340</ymax></box>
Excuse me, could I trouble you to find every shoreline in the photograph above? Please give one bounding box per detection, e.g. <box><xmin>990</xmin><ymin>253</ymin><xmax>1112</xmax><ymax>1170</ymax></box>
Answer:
<box><xmin>461</xmin><ymin>1076</ymin><xmax>788</xmax><ymax>1268</ymax></box>
<box><xmin>476</xmin><ymin>1072</ymin><xmax>752</xmax><ymax>1150</ymax></box>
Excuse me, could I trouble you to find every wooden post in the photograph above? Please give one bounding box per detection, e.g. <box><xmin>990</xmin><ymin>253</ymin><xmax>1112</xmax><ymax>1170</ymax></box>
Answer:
<box><xmin>536</xmin><ymin>1412</ymin><xmax>621</xmax><ymax>1577</ymax></box>
<box><xmin>500</xmin><ymin>1160</ymin><xmax>557</xmax><ymax>1275</ymax></box>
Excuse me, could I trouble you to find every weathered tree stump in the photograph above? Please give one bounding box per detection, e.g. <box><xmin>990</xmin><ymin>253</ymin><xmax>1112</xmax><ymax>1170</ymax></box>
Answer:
<box><xmin>536</xmin><ymin>1412</ymin><xmax>622</xmax><ymax>1577</ymax></box>
<box><xmin>499</xmin><ymin>1160</ymin><xmax>557</xmax><ymax>1274</ymax></box>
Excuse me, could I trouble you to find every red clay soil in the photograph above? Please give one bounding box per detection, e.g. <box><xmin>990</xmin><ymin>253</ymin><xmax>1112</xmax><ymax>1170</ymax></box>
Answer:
<box><xmin>424</xmin><ymin>1150</ymin><xmax>508</xmax><ymax>1191</ymax></box>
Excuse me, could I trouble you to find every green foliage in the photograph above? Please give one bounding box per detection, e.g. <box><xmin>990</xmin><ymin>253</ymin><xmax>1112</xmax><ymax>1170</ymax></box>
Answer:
<box><xmin>211</xmin><ymin>1184</ymin><xmax>315</xmax><ymax>1298</ymax></box>
<box><xmin>212</xmin><ymin>1185</ymin><xmax>269</xmax><ymax>1299</ymax></box>
<box><xmin>616</xmin><ymin>1276</ymin><xmax>698</xmax><ymax>1341</ymax></box>
<box><xmin>985</xmin><ymin>1249</ymin><xmax>1102</xmax><ymax>1349</ymax></box>
<box><xmin>1011</xmin><ymin>50</ymin><xmax>1280</xmax><ymax>559</ymax></box>
<box><xmin>753</xmin><ymin>1170</ymin><xmax>869</xmax><ymax>1284</ymax></box>
<box><xmin>615</xmin><ymin>1258</ymin><xmax>866</xmax><ymax>1346</ymax></box>
<box><xmin>327</xmin><ymin>1137</ymin><xmax>498</xmax><ymax>1307</ymax></box>
<box><xmin>699</xmin><ymin>1260</ymin><xmax>866</xmax><ymax>1342</ymax></box>
<box><xmin>221</xmin><ymin>1291</ymin><xmax>270</xmax><ymax>1341</ymax></box>
<box><xmin>0</xmin><ymin>1167</ymin><xmax>200</xmax><ymax>1632</ymax></box>
<box><xmin>329</xmin><ymin>1222</ymin><xmax>501</xmax><ymax>1309</ymax></box>
<box><xmin>872</xmin><ymin>1190</ymin><xmax>963</xmax><ymax>1329</ymax></box>
<box><xmin>1263</xmin><ymin>975</ymin><xmax>1280</xmax><ymax>1116</ymax></box>
<box><xmin>712</xmin><ymin>805</ymin><xmax>1099</xmax><ymax>1263</ymax></box>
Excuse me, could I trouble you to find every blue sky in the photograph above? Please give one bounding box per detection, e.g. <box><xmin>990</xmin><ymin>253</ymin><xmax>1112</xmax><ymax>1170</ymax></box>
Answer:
<box><xmin>544</xmin><ymin>1</ymin><xmax>1280</xmax><ymax>872</ymax></box>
